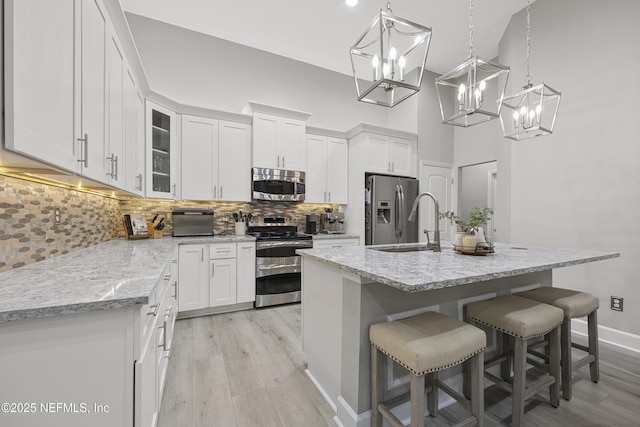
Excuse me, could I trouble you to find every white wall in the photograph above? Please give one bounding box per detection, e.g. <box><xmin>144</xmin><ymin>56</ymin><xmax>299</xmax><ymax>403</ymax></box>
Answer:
<box><xmin>125</xmin><ymin>13</ymin><xmax>387</xmax><ymax>131</ymax></box>
<box><xmin>499</xmin><ymin>0</ymin><xmax>638</xmax><ymax>336</ymax></box>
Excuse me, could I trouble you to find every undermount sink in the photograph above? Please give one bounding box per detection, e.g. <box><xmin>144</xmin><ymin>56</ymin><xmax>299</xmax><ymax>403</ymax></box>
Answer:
<box><xmin>370</xmin><ymin>245</ymin><xmax>430</xmax><ymax>253</ymax></box>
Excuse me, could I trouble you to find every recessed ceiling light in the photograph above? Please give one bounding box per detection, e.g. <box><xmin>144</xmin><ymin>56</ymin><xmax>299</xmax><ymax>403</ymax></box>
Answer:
<box><xmin>346</xmin><ymin>0</ymin><xmax>358</xmax><ymax>7</ymax></box>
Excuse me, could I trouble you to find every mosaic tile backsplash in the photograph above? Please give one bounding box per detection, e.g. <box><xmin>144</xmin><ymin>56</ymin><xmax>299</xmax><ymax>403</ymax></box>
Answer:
<box><xmin>0</xmin><ymin>176</ymin><xmax>121</xmax><ymax>273</ymax></box>
<box><xmin>0</xmin><ymin>175</ymin><xmax>339</xmax><ymax>273</ymax></box>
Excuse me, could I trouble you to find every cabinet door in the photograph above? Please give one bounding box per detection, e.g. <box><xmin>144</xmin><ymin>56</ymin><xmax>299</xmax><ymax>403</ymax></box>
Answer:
<box><xmin>326</xmin><ymin>137</ymin><xmax>349</xmax><ymax>204</ymax></box>
<box><xmin>134</xmin><ymin>330</ymin><xmax>158</xmax><ymax>427</ymax></box>
<box><xmin>313</xmin><ymin>238</ymin><xmax>359</xmax><ymax>249</ymax></box>
<box><xmin>124</xmin><ymin>70</ymin><xmax>145</xmax><ymax>195</ymax></box>
<box><xmin>79</xmin><ymin>0</ymin><xmax>109</xmax><ymax>183</ymax></box>
<box><xmin>210</xmin><ymin>258</ymin><xmax>237</xmax><ymax>307</ymax></box>
<box><xmin>236</xmin><ymin>243</ymin><xmax>256</xmax><ymax>303</ymax></box>
<box><xmin>365</xmin><ymin>134</ymin><xmax>391</xmax><ymax>174</ymax></box>
<box><xmin>305</xmin><ymin>135</ymin><xmax>328</xmax><ymax>203</ymax></box>
<box><xmin>106</xmin><ymin>32</ymin><xmax>125</xmax><ymax>187</ymax></box>
<box><xmin>4</xmin><ymin>0</ymin><xmax>78</xmax><ymax>172</ymax></box>
<box><xmin>252</xmin><ymin>113</ymin><xmax>279</xmax><ymax>169</ymax></box>
<box><xmin>390</xmin><ymin>138</ymin><xmax>415</xmax><ymax>177</ymax></box>
<box><xmin>218</xmin><ymin>121</ymin><xmax>251</xmax><ymax>201</ymax></box>
<box><xmin>181</xmin><ymin>115</ymin><xmax>217</xmax><ymax>200</ymax></box>
<box><xmin>178</xmin><ymin>245</ymin><xmax>209</xmax><ymax>312</ymax></box>
<box><xmin>146</xmin><ymin>101</ymin><xmax>177</xmax><ymax>198</ymax></box>
<box><xmin>279</xmin><ymin>118</ymin><xmax>306</xmax><ymax>171</ymax></box>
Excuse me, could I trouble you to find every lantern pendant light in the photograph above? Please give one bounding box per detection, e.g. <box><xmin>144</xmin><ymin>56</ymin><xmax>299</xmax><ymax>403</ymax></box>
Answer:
<box><xmin>435</xmin><ymin>0</ymin><xmax>510</xmax><ymax>127</ymax></box>
<box><xmin>500</xmin><ymin>0</ymin><xmax>561</xmax><ymax>141</ymax></box>
<box><xmin>350</xmin><ymin>1</ymin><xmax>432</xmax><ymax>108</ymax></box>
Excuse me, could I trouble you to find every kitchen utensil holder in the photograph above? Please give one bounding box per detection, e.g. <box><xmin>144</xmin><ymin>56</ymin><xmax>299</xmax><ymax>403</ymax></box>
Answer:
<box><xmin>235</xmin><ymin>222</ymin><xmax>246</xmax><ymax>236</ymax></box>
<box><xmin>147</xmin><ymin>222</ymin><xmax>164</xmax><ymax>239</ymax></box>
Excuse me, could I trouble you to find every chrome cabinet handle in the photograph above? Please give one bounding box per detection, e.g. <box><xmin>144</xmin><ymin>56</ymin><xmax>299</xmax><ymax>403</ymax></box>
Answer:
<box><xmin>328</xmin><ymin>191</ymin><xmax>331</xmax><ymax>202</ymax></box>
<box><xmin>392</xmin><ymin>161</ymin><xmax>395</xmax><ymax>172</ymax></box>
<box><xmin>136</xmin><ymin>173</ymin><xmax>143</xmax><ymax>190</ymax></box>
<box><xmin>220</xmin><ymin>185</ymin><xmax>223</xmax><ymax>199</ymax></box>
<box><xmin>323</xmin><ymin>191</ymin><xmax>327</xmax><ymax>202</ymax></box>
<box><xmin>172</xmin><ymin>281</ymin><xmax>178</xmax><ymax>299</ymax></box>
<box><xmin>147</xmin><ymin>303</ymin><xmax>159</xmax><ymax>316</ymax></box>
<box><xmin>387</xmin><ymin>161</ymin><xmax>391</xmax><ymax>172</ymax></box>
<box><xmin>172</xmin><ymin>184</ymin><xmax>176</xmax><ymax>196</ymax></box>
<box><xmin>213</xmin><ymin>186</ymin><xmax>217</xmax><ymax>199</ymax></box>
<box><xmin>277</xmin><ymin>155</ymin><xmax>280</xmax><ymax>167</ymax></box>
<box><xmin>282</xmin><ymin>156</ymin><xmax>285</xmax><ymax>168</ymax></box>
<box><xmin>114</xmin><ymin>155</ymin><xmax>118</xmax><ymax>180</ymax></box>
<box><xmin>77</xmin><ymin>134</ymin><xmax>88</xmax><ymax>167</ymax></box>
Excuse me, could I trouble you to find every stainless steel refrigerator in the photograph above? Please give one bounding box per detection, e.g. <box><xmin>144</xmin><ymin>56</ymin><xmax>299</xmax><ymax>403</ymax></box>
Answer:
<box><xmin>365</xmin><ymin>175</ymin><xmax>419</xmax><ymax>245</ymax></box>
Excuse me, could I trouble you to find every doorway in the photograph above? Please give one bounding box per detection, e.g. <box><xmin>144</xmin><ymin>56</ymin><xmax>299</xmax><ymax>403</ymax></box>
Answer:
<box><xmin>458</xmin><ymin>161</ymin><xmax>497</xmax><ymax>240</ymax></box>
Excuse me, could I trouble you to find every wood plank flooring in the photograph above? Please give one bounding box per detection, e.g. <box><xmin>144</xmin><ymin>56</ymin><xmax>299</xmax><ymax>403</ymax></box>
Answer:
<box><xmin>159</xmin><ymin>305</ymin><xmax>640</xmax><ymax>426</ymax></box>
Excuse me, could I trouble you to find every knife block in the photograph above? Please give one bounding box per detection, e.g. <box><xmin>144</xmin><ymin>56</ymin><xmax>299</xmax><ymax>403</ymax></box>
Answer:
<box><xmin>147</xmin><ymin>222</ymin><xmax>164</xmax><ymax>239</ymax></box>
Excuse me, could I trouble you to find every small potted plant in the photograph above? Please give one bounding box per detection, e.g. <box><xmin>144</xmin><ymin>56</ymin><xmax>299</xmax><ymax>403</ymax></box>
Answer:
<box><xmin>439</xmin><ymin>207</ymin><xmax>493</xmax><ymax>249</ymax></box>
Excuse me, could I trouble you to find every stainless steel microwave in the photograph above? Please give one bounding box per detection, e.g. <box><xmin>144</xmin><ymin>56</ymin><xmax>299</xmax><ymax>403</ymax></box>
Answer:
<box><xmin>252</xmin><ymin>167</ymin><xmax>305</xmax><ymax>201</ymax></box>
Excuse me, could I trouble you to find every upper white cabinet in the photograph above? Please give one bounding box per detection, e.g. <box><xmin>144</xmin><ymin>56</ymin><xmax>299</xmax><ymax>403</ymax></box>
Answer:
<box><xmin>4</xmin><ymin>0</ymin><xmax>110</xmax><ymax>183</ymax></box>
<box><xmin>364</xmin><ymin>133</ymin><xmax>416</xmax><ymax>177</ymax></box>
<box><xmin>106</xmin><ymin>32</ymin><xmax>125</xmax><ymax>188</ymax></box>
<box><xmin>146</xmin><ymin>101</ymin><xmax>177</xmax><ymax>198</ymax></box>
<box><xmin>124</xmin><ymin>69</ymin><xmax>145</xmax><ymax>196</ymax></box>
<box><xmin>181</xmin><ymin>115</ymin><xmax>251</xmax><ymax>201</ymax></box>
<box><xmin>246</xmin><ymin>102</ymin><xmax>311</xmax><ymax>172</ymax></box>
<box><xmin>305</xmin><ymin>134</ymin><xmax>348</xmax><ymax>204</ymax></box>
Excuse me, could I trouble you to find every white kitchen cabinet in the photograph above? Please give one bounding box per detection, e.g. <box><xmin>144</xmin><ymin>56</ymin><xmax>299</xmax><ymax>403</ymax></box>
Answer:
<box><xmin>146</xmin><ymin>101</ymin><xmax>177</xmax><ymax>198</ymax></box>
<box><xmin>77</xmin><ymin>0</ymin><xmax>109</xmax><ymax>183</ymax></box>
<box><xmin>210</xmin><ymin>243</ymin><xmax>237</xmax><ymax>307</ymax></box>
<box><xmin>252</xmin><ymin>112</ymin><xmax>306</xmax><ymax>171</ymax></box>
<box><xmin>181</xmin><ymin>116</ymin><xmax>251</xmax><ymax>201</ymax></box>
<box><xmin>124</xmin><ymin>69</ymin><xmax>145</xmax><ymax>196</ymax></box>
<box><xmin>312</xmin><ymin>237</ymin><xmax>360</xmax><ymax>249</ymax></box>
<box><xmin>236</xmin><ymin>242</ymin><xmax>257</xmax><ymax>303</ymax></box>
<box><xmin>178</xmin><ymin>242</ymin><xmax>255</xmax><ymax>314</ymax></box>
<box><xmin>364</xmin><ymin>134</ymin><xmax>416</xmax><ymax>177</ymax></box>
<box><xmin>306</xmin><ymin>134</ymin><xmax>348</xmax><ymax>204</ymax></box>
<box><xmin>4</xmin><ymin>0</ymin><xmax>110</xmax><ymax>183</ymax></box>
<box><xmin>106</xmin><ymin>31</ymin><xmax>125</xmax><ymax>188</ymax></box>
<box><xmin>178</xmin><ymin>244</ymin><xmax>209</xmax><ymax>312</ymax></box>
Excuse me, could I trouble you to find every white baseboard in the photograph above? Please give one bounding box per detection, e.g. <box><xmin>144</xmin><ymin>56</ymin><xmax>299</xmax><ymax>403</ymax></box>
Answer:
<box><xmin>304</xmin><ymin>369</ymin><xmax>337</xmax><ymax>413</ymax></box>
<box><xmin>572</xmin><ymin>319</ymin><xmax>640</xmax><ymax>353</ymax></box>
<box><xmin>336</xmin><ymin>395</ymin><xmax>371</xmax><ymax>427</ymax></box>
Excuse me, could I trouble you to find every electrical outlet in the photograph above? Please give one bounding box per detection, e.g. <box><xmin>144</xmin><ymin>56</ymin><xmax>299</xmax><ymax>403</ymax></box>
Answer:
<box><xmin>54</xmin><ymin>207</ymin><xmax>61</xmax><ymax>225</ymax></box>
<box><xmin>611</xmin><ymin>296</ymin><xmax>623</xmax><ymax>312</ymax></box>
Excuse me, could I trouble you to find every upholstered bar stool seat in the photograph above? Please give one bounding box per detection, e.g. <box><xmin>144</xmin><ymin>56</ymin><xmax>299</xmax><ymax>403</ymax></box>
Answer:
<box><xmin>370</xmin><ymin>311</ymin><xmax>486</xmax><ymax>427</ymax></box>
<box><xmin>465</xmin><ymin>295</ymin><xmax>564</xmax><ymax>427</ymax></box>
<box><xmin>516</xmin><ymin>287</ymin><xmax>599</xmax><ymax>400</ymax></box>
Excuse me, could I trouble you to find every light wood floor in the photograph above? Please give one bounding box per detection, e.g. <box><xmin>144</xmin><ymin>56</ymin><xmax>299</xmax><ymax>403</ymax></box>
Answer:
<box><xmin>159</xmin><ymin>305</ymin><xmax>640</xmax><ymax>426</ymax></box>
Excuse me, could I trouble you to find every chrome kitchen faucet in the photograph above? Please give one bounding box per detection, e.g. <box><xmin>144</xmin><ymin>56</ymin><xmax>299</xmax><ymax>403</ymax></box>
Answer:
<box><xmin>408</xmin><ymin>192</ymin><xmax>441</xmax><ymax>252</ymax></box>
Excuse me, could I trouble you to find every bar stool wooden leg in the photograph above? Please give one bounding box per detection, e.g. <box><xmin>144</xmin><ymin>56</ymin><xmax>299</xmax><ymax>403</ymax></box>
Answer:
<box><xmin>410</xmin><ymin>373</ymin><xmax>426</xmax><ymax>427</ymax></box>
<box><xmin>371</xmin><ymin>344</ymin><xmax>384</xmax><ymax>427</ymax></box>
<box><xmin>560</xmin><ymin>319</ymin><xmax>573</xmax><ymax>401</ymax></box>
<box><xmin>588</xmin><ymin>310</ymin><xmax>599</xmax><ymax>383</ymax></box>
<box><xmin>427</xmin><ymin>372</ymin><xmax>438</xmax><ymax>417</ymax></box>
<box><xmin>549</xmin><ymin>327</ymin><xmax>561</xmax><ymax>407</ymax></box>
<box><xmin>470</xmin><ymin>351</ymin><xmax>484</xmax><ymax>427</ymax></box>
<box><xmin>501</xmin><ymin>332</ymin><xmax>512</xmax><ymax>381</ymax></box>
<box><xmin>512</xmin><ymin>337</ymin><xmax>527</xmax><ymax>427</ymax></box>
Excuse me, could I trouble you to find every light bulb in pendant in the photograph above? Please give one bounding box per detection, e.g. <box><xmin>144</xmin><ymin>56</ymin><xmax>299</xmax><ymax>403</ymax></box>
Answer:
<box><xmin>372</xmin><ymin>55</ymin><xmax>380</xmax><ymax>81</ymax></box>
<box><xmin>398</xmin><ymin>56</ymin><xmax>406</xmax><ymax>81</ymax></box>
<box><xmin>479</xmin><ymin>80</ymin><xmax>487</xmax><ymax>91</ymax></box>
<box><xmin>383</xmin><ymin>63</ymin><xmax>389</xmax><ymax>78</ymax></box>
<box><xmin>389</xmin><ymin>46</ymin><xmax>397</xmax><ymax>60</ymax></box>
<box><xmin>346</xmin><ymin>0</ymin><xmax>358</xmax><ymax>7</ymax></box>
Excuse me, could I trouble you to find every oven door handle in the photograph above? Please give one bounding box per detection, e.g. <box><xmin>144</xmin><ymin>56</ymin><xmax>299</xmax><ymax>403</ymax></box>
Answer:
<box><xmin>256</xmin><ymin>240</ymin><xmax>313</xmax><ymax>250</ymax></box>
<box><xmin>256</xmin><ymin>264</ymin><xmax>302</xmax><ymax>278</ymax></box>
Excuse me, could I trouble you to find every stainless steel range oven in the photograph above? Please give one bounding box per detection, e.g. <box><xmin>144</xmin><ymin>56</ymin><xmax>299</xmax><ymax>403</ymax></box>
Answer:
<box><xmin>248</xmin><ymin>219</ymin><xmax>312</xmax><ymax>308</ymax></box>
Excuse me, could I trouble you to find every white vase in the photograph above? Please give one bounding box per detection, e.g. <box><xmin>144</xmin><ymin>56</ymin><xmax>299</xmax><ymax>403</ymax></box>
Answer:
<box><xmin>453</xmin><ymin>232</ymin><xmax>465</xmax><ymax>247</ymax></box>
<box><xmin>461</xmin><ymin>233</ymin><xmax>477</xmax><ymax>249</ymax></box>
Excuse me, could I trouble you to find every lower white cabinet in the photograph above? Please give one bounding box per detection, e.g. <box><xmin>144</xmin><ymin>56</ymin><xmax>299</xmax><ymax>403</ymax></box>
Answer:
<box><xmin>0</xmin><ymin>253</ymin><xmax>178</xmax><ymax>427</ymax></box>
<box><xmin>178</xmin><ymin>242</ymin><xmax>256</xmax><ymax>314</ymax></box>
<box><xmin>312</xmin><ymin>237</ymin><xmax>359</xmax><ymax>249</ymax></box>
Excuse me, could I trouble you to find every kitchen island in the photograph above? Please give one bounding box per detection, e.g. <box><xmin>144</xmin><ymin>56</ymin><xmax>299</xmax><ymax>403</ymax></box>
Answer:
<box><xmin>298</xmin><ymin>242</ymin><xmax>619</xmax><ymax>427</ymax></box>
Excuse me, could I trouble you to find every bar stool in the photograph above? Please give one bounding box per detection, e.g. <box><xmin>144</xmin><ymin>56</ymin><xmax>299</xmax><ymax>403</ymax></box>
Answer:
<box><xmin>369</xmin><ymin>311</ymin><xmax>486</xmax><ymax>427</ymax></box>
<box><xmin>465</xmin><ymin>295</ymin><xmax>564</xmax><ymax>427</ymax></box>
<box><xmin>516</xmin><ymin>287</ymin><xmax>599</xmax><ymax>400</ymax></box>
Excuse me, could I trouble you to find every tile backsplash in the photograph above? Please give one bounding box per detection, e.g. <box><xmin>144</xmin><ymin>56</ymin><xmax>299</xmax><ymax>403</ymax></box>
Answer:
<box><xmin>0</xmin><ymin>175</ymin><xmax>339</xmax><ymax>273</ymax></box>
<box><xmin>0</xmin><ymin>176</ymin><xmax>121</xmax><ymax>273</ymax></box>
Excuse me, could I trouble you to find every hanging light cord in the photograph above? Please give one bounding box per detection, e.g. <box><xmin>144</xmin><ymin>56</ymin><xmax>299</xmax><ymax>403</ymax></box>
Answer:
<box><xmin>468</xmin><ymin>0</ymin><xmax>475</xmax><ymax>57</ymax></box>
<box><xmin>524</xmin><ymin>0</ymin><xmax>532</xmax><ymax>86</ymax></box>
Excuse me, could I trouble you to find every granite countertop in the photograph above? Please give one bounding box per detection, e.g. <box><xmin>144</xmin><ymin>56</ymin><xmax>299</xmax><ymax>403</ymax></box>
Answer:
<box><xmin>0</xmin><ymin>235</ymin><xmax>256</xmax><ymax>323</ymax></box>
<box><xmin>298</xmin><ymin>242</ymin><xmax>620</xmax><ymax>293</ymax></box>
<box><xmin>306</xmin><ymin>233</ymin><xmax>360</xmax><ymax>240</ymax></box>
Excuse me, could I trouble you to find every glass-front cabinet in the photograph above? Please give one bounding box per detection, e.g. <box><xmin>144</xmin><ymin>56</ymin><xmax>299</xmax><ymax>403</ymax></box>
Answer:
<box><xmin>146</xmin><ymin>100</ymin><xmax>176</xmax><ymax>198</ymax></box>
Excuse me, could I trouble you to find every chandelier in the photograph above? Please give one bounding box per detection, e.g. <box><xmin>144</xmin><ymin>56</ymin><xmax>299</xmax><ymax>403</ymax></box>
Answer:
<box><xmin>500</xmin><ymin>0</ymin><xmax>560</xmax><ymax>141</ymax></box>
<box><xmin>435</xmin><ymin>0</ymin><xmax>510</xmax><ymax>127</ymax></box>
<box><xmin>350</xmin><ymin>1</ymin><xmax>432</xmax><ymax>107</ymax></box>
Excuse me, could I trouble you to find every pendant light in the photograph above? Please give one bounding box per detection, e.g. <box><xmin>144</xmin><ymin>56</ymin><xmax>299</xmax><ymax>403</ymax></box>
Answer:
<box><xmin>435</xmin><ymin>0</ymin><xmax>510</xmax><ymax>127</ymax></box>
<box><xmin>350</xmin><ymin>1</ymin><xmax>432</xmax><ymax>107</ymax></box>
<box><xmin>500</xmin><ymin>0</ymin><xmax>560</xmax><ymax>141</ymax></box>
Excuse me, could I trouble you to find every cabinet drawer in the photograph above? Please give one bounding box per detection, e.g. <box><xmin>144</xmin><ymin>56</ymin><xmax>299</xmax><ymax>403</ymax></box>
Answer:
<box><xmin>209</xmin><ymin>243</ymin><xmax>236</xmax><ymax>259</ymax></box>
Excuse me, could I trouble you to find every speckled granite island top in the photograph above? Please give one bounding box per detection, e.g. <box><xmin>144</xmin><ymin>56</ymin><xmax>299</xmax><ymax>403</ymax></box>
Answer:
<box><xmin>298</xmin><ymin>242</ymin><xmax>620</xmax><ymax>293</ymax></box>
<box><xmin>0</xmin><ymin>235</ymin><xmax>255</xmax><ymax>323</ymax></box>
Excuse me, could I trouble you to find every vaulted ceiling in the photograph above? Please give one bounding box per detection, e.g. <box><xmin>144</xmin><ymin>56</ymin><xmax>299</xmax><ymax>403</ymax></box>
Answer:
<box><xmin>121</xmin><ymin>0</ymin><xmax>533</xmax><ymax>76</ymax></box>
